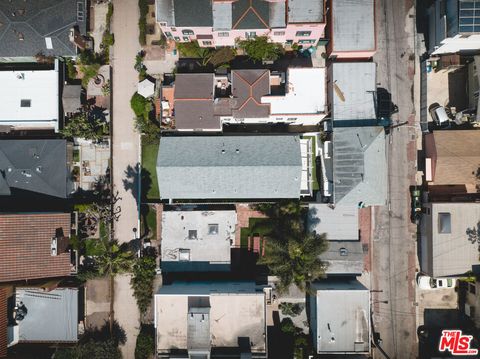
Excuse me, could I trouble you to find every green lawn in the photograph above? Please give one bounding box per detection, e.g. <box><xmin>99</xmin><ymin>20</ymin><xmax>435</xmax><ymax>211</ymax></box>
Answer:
<box><xmin>141</xmin><ymin>204</ymin><xmax>157</xmax><ymax>239</ymax></box>
<box><xmin>302</xmin><ymin>136</ymin><xmax>319</xmax><ymax>191</ymax></box>
<box><xmin>239</xmin><ymin>217</ymin><xmax>273</xmax><ymax>248</ymax></box>
<box><xmin>141</xmin><ymin>140</ymin><xmax>160</xmax><ymax>201</ymax></box>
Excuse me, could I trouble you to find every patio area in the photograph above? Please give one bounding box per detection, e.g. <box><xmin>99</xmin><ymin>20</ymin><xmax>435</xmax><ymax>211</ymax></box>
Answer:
<box><xmin>76</xmin><ymin>139</ymin><xmax>110</xmax><ymax>191</ymax></box>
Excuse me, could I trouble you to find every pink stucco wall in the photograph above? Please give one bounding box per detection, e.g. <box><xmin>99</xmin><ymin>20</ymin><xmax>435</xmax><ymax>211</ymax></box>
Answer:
<box><xmin>159</xmin><ymin>23</ymin><xmax>326</xmax><ymax>48</ymax></box>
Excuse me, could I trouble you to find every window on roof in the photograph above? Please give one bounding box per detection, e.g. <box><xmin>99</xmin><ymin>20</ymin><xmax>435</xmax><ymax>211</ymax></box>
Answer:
<box><xmin>273</xmin><ymin>31</ymin><xmax>285</xmax><ymax>36</ymax></box>
<box><xmin>182</xmin><ymin>29</ymin><xmax>194</xmax><ymax>35</ymax></box>
<box><xmin>179</xmin><ymin>249</ymin><xmax>190</xmax><ymax>261</ymax></box>
<box><xmin>298</xmin><ymin>39</ymin><xmax>316</xmax><ymax>44</ymax></box>
<box><xmin>171</xmin><ymin>27</ymin><xmax>177</xmax><ymax>31</ymax></box>
<box><xmin>188</xmin><ymin>230</ymin><xmax>198</xmax><ymax>239</ymax></box>
<box><xmin>183</xmin><ymin>37</ymin><xmax>189</xmax><ymax>42</ymax></box>
<box><xmin>438</xmin><ymin>212</ymin><xmax>451</xmax><ymax>234</ymax></box>
<box><xmin>208</xmin><ymin>224</ymin><xmax>219</xmax><ymax>235</ymax></box>
<box><xmin>218</xmin><ymin>31</ymin><xmax>229</xmax><ymax>37</ymax></box>
<box><xmin>174</xmin><ymin>37</ymin><xmax>181</xmax><ymax>41</ymax></box>
<box><xmin>245</xmin><ymin>32</ymin><xmax>257</xmax><ymax>39</ymax></box>
<box><xmin>202</xmin><ymin>40</ymin><xmax>212</xmax><ymax>46</ymax></box>
<box><xmin>20</xmin><ymin>99</ymin><xmax>31</xmax><ymax>108</ymax></box>
<box><xmin>164</xmin><ymin>31</ymin><xmax>173</xmax><ymax>38</ymax></box>
<box><xmin>296</xmin><ymin>31</ymin><xmax>311</xmax><ymax>37</ymax></box>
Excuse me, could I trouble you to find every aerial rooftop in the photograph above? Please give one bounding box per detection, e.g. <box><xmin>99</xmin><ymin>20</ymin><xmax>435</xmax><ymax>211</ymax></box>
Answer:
<box><xmin>310</xmin><ymin>280</ymin><xmax>370</xmax><ymax>354</ymax></box>
<box><xmin>155</xmin><ymin>281</ymin><xmax>266</xmax><ymax>356</ymax></box>
<box><xmin>0</xmin><ymin>66</ymin><xmax>60</xmax><ymax>131</ymax></box>
<box><xmin>0</xmin><ymin>0</ymin><xmax>87</xmax><ymax>59</ymax></box>
<box><xmin>161</xmin><ymin>209</ymin><xmax>236</xmax><ymax>272</ymax></box>
<box><xmin>156</xmin><ymin>135</ymin><xmax>303</xmax><ymax>200</ymax></box>
<box><xmin>332</xmin><ymin>127</ymin><xmax>387</xmax><ymax>206</ymax></box>
<box><xmin>7</xmin><ymin>288</ymin><xmax>78</xmax><ymax>346</ymax></box>
<box><xmin>0</xmin><ymin>213</ymin><xmax>72</xmax><ymax>283</ymax></box>
<box><xmin>308</xmin><ymin>204</ymin><xmax>359</xmax><ymax>240</ymax></box>
<box><xmin>328</xmin><ymin>62</ymin><xmax>377</xmax><ymax>122</ymax></box>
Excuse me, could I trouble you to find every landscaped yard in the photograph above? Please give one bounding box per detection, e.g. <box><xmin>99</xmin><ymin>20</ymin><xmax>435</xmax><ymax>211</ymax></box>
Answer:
<box><xmin>140</xmin><ymin>204</ymin><xmax>157</xmax><ymax>239</ymax></box>
<box><xmin>141</xmin><ymin>139</ymin><xmax>159</xmax><ymax>201</ymax></box>
<box><xmin>239</xmin><ymin>217</ymin><xmax>273</xmax><ymax>248</ymax></box>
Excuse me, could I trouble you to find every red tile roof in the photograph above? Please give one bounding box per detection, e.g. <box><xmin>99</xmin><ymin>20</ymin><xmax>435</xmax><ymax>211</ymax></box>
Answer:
<box><xmin>0</xmin><ymin>214</ymin><xmax>72</xmax><ymax>283</ymax></box>
<box><xmin>0</xmin><ymin>287</ymin><xmax>6</xmax><ymax>358</ymax></box>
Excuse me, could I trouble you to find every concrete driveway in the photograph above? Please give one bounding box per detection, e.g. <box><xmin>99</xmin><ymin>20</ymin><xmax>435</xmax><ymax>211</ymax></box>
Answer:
<box><xmin>111</xmin><ymin>0</ymin><xmax>141</xmax><ymax>357</ymax></box>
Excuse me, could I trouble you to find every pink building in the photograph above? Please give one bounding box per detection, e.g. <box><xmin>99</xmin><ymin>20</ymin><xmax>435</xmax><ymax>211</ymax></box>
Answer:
<box><xmin>155</xmin><ymin>0</ymin><xmax>326</xmax><ymax>48</ymax></box>
<box><xmin>327</xmin><ymin>0</ymin><xmax>376</xmax><ymax>60</ymax></box>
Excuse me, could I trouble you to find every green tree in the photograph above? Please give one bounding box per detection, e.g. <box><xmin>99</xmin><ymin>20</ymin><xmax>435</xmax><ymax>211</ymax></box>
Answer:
<box><xmin>131</xmin><ymin>255</ymin><xmax>156</xmax><ymax>315</ymax></box>
<box><xmin>256</xmin><ymin>201</ymin><xmax>328</xmax><ymax>292</ymax></box>
<box><xmin>208</xmin><ymin>47</ymin><xmax>236</xmax><ymax>67</ymax></box>
<box><xmin>79</xmin><ymin>63</ymin><xmax>101</xmax><ymax>87</ymax></box>
<box><xmin>138</xmin><ymin>0</ymin><xmax>148</xmax><ymax>45</ymax></box>
<box><xmin>61</xmin><ymin>112</ymin><xmax>105</xmax><ymax>141</ymax></box>
<box><xmin>54</xmin><ymin>339</ymin><xmax>121</xmax><ymax>359</ymax></box>
<box><xmin>131</xmin><ymin>92</ymin><xmax>151</xmax><ymax>118</ymax></box>
<box><xmin>237</xmin><ymin>36</ymin><xmax>284</xmax><ymax>62</ymax></box>
<box><xmin>176</xmin><ymin>41</ymin><xmax>214</xmax><ymax>66</ymax></box>
<box><xmin>135</xmin><ymin>324</ymin><xmax>155</xmax><ymax>359</ymax></box>
<box><xmin>65</xmin><ymin>58</ymin><xmax>78</xmax><ymax>80</ymax></box>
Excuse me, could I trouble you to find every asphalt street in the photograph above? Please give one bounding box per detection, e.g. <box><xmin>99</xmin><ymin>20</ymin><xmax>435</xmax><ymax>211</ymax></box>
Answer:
<box><xmin>371</xmin><ymin>0</ymin><xmax>419</xmax><ymax>358</ymax></box>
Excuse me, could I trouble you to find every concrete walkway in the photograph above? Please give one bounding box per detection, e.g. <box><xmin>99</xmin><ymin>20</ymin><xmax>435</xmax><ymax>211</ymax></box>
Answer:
<box><xmin>111</xmin><ymin>0</ymin><xmax>141</xmax><ymax>357</ymax></box>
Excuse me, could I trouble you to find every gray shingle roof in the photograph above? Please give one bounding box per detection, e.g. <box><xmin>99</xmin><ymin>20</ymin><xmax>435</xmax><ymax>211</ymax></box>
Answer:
<box><xmin>62</xmin><ymin>84</ymin><xmax>82</xmax><ymax>114</ymax></box>
<box><xmin>213</xmin><ymin>1</ymin><xmax>233</xmax><ymax>30</ymax></box>
<box><xmin>332</xmin><ymin>0</ymin><xmax>375</xmax><ymax>52</ymax></box>
<box><xmin>333</xmin><ymin>127</ymin><xmax>387</xmax><ymax>206</ymax></box>
<box><xmin>232</xmin><ymin>0</ymin><xmax>270</xmax><ymax>29</ymax></box>
<box><xmin>173</xmin><ymin>0</ymin><xmax>213</xmax><ymax>27</ymax></box>
<box><xmin>156</xmin><ymin>0</ymin><xmax>175</xmax><ymax>25</ymax></box>
<box><xmin>156</xmin><ymin>135</ymin><xmax>302</xmax><ymax>200</ymax></box>
<box><xmin>269</xmin><ymin>1</ymin><xmax>286</xmax><ymax>28</ymax></box>
<box><xmin>288</xmin><ymin>0</ymin><xmax>324</xmax><ymax>23</ymax></box>
<box><xmin>0</xmin><ymin>139</ymin><xmax>68</xmax><ymax>198</ymax></box>
<box><xmin>329</xmin><ymin>62</ymin><xmax>377</xmax><ymax>121</ymax></box>
<box><xmin>0</xmin><ymin>0</ymin><xmax>87</xmax><ymax>58</ymax></box>
<box><xmin>174</xmin><ymin>74</ymin><xmax>213</xmax><ymax>99</ymax></box>
<box><xmin>320</xmin><ymin>241</ymin><xmax>364</xmax><ymax>275</ymax></box>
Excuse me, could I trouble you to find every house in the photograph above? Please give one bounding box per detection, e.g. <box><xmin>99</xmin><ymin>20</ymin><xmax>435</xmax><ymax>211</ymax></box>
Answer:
<box><xmin>328</xmin><ymin>127</ymin><xmax>387</xmax><ymax>206</ymax></box>
<box><xmin>0</xmin><ymin>139</ymin><xmax>72</xmax><ymax>198</ymax></box>
<box><xmin>327</xmin><ymin>0</ymin><xmax>376</xmax><ymax>59</ymax></box>
<box><xmin>160</xmin><ymin>209</ymin><xmax>237</xmax><ymax>272</ymax></box>
<box><xmin>0</xmin><ymin>63</ymin><xmax>60</xmax><ymax>132</ymax></box>
<box><xmin>425</xmin><ymin>130</ymin><xmax>480</xmax><ymax>201</ymax></box>
<box><xmin>308</xmin><ymin>204</ymin><xmax>363</xmax><ymax>276</ymax></box>
<box><xmin>0</xmin><ymin>0</ymin><xmax>87</xmax><ymax>62</ymax></box>
<box><xmin>154</xmin><ymin>281</ymin><xmax>267</xmax><ymax>358</ymax></box>
<box><xmin>161</xmin><ymin>68</ymin><xmax>326</xmax><ymax>130</ymax></box>
<box><xmin>328</xmin><ymin>62</ymin><xmax>377</xmax><ymax>124</ymax></box>
<box><xmin>0</xmin><ymin>213</ymin><xmax>75</xmax><ymax>284</ymax></box>
<box><xmin>428</xmin><ymin>0</ymin><xmax>480</xmax><ymax>55</ymax></box>
<box><xmin>5</xmin><ymin>287</ymin><xmax>79</xmax><ymax>350</ymax></box>
<box><xmin>420</xmin><ymin>202</ymin><xmax>480</xmax><ymax>277</ymax></box>
<box><xmin>155</xmin><ymin>0</ymin><xmax>325</xmax><ymax>48</ymax></box>
<box><xmin>309</xmin><ymin>279</ymin><xmax>371</xmax><ymax>355</ymax></box>
<box><xmin>156</xmin><ymin>135</ymin><xmax>315</xmax><ymax>201</ymax></box>
<box><xmin>463</xmin><ymin>278</ymin><xmax>480</xmax><ymax>327</ymax></box>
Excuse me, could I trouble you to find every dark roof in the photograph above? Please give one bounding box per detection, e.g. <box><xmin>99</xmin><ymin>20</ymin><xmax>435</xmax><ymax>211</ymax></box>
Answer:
<box><xmin>174</xmin><ymin>74</ymin><xmax>213</xmax><ymax>99</ymax></box>
<box><xmin>231</xmin><ymin>70</ymin><xmax>270</xmax><ymax>118</ymax></box>
<box><xmin>174</xmin><ymin>0</ymin><xmax>212</xmax><ymax>27</ymax></box>
<box><xmin>320</xmin><ymin>241</ymin><xmax>364</xmax><ymax>275</ymax></box>
<box><xmin>232</xmin><ymin>0</ymin><xmax>270</xmax><ymax>29</ymax></box>
<box><xmin>0</xmin><ymin>0</ymin><xmax>87</xmax><ymax>58</ymax></box>
<box><xmin>0</xmin><ymin>139</ymin><xmax>68</xmax><ymax>198</ymax></box>
<box><xmin>173</xmin><ymin>74</ymin><xmax>219</xmax><ymax>130</ymax></box>
<box><xmin>0</xmin><ymin>213</ymin><xmax>72</xmax><ymax>283</ymax></box>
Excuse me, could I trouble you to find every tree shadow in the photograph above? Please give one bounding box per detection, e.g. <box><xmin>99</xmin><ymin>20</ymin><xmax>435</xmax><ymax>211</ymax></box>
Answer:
<box><xmin>466</xmin><ymin>221</ymin><xmax>480</xmax><ymax>245</ymax></box>
<box><xmin>123</xmin><ymin>163</ymin><xmax>140</xmax><ymax>208</ymax></box>
<box><xmin>82</xmin><ymin>320</ymin><xmax>126</xmax><ymax>346</ymax></box>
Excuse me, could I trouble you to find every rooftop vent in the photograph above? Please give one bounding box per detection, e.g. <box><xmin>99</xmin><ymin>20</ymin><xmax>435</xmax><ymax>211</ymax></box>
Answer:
<box><xmin>339</xmin><ymin>247</ymin><xmax>348</xmax><ymax>256</ymax></box>
<box><xmin>51</xmin><ymin>237</ymin><xmax>58</xmax><ymax>256</ymax></box>
<box><xmin>16</xmin><ymin>73</ymin><xmax>25</xmax><ymax>80</ymax></box>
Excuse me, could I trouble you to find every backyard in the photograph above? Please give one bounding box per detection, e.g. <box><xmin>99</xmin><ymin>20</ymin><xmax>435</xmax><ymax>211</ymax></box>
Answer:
<box><xmin>240</xmin><ymin>217</ymin><xmax>273</xmax><ymax>248</ymax></box>
<box><xmin>141</xmin><ymin>139</ymin><xmax>159</xmax><ymax>201</ymax></box>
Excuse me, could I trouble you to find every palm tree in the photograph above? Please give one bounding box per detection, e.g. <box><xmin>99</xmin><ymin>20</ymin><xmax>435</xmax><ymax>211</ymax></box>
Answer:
<box><xmin>256</xmin><ymin>201</ymin><xmax>329</xmax><ymax>292</ymax></box>
<box><xmin>93</xmin><ymin>235</ymin><xmax>134</xmax><ymax>336</ymax></box>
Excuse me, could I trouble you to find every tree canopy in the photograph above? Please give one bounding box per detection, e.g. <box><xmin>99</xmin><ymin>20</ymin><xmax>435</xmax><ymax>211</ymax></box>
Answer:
<box><xmin>237</xmin><ymin>36</ymin><xmax>284</xmax><ymax>62</ymax></box>
<box><xmin>256</xmin><ymin>201</ymin><xmax>328</xmax><ymax>292</ymax></box>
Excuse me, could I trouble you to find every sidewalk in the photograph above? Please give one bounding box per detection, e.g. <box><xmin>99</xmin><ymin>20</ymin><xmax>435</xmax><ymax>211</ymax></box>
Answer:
<box><xmin>111</xmin><ymin>0</ymin><xmax>141</xmax><ymax>357</ymax></box>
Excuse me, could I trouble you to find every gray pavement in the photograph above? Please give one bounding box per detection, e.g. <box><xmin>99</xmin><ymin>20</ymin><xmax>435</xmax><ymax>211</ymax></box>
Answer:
<box><xmin>111</xmin><ymin>0</ymin><xmax>141</xmax><ymax>357</ymax></box>
<box><xmin>371</xmin><ymin>0</ymin><xmax>419</xmax><ymax>358</ymax></box>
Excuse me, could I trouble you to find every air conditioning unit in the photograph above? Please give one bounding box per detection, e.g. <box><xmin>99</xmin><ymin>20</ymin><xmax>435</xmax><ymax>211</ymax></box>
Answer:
<box><xmin>51</xmin><ymin>237</ymin><xmax>58</xmax><ymax>256</ymax></box>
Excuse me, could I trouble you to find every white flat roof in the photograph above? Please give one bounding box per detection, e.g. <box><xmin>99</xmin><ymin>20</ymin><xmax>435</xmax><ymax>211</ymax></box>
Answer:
<box><xmin>308</xmin><ymin>204</ymin><xmax>359</xmax><ymax>240</ymax></box>
<box><xmin>155</xmin><ymin>282</ymin><xmax>266</xmax><ymax>354</ymax></box>
<box><xmin>0</xmin><ymin>68</ymin><xmax>59</xmax><ymax>130</ymax></box>
<box><xmin>262</xmin><ymin>68</ymin><xmax>326</xmax><ymax>115</ymax></box>
<box><xmin>160</xmin><ymin>210</ymin><xmax>236</xmax><ymax>271</ymax></box>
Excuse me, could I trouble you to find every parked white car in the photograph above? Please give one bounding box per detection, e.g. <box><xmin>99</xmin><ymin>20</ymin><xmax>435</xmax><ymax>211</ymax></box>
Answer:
<box><xmin>417</xmin><ymin>275</ymin><xmax>456</xmax><ymax>290</ymax></box>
